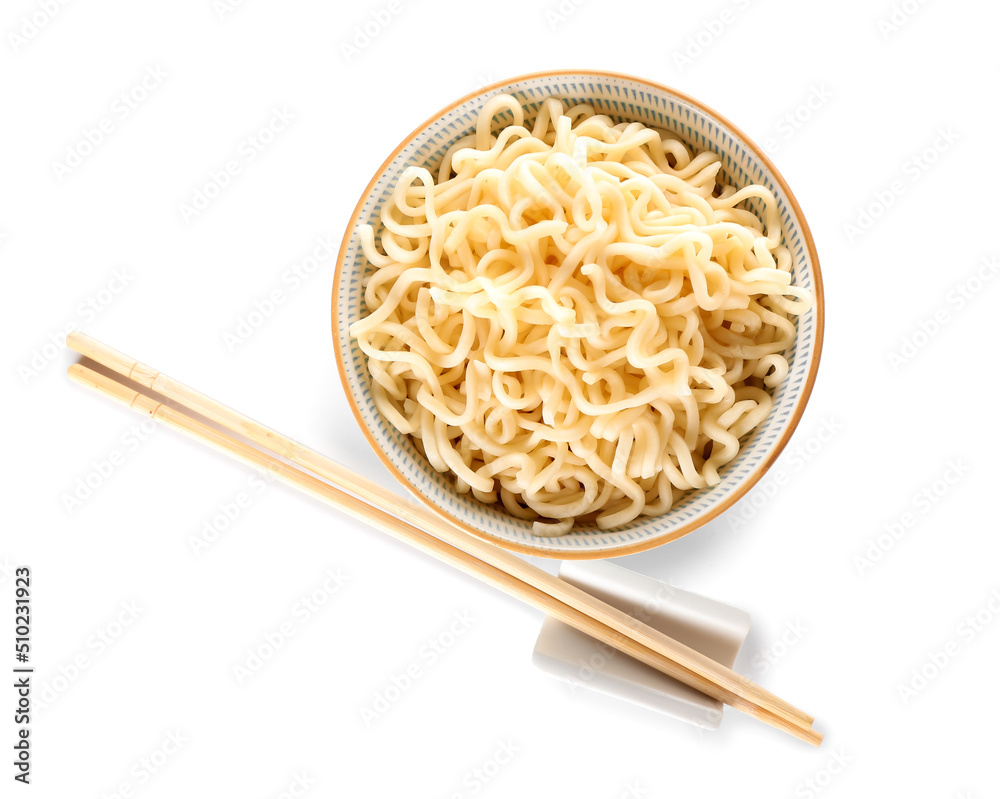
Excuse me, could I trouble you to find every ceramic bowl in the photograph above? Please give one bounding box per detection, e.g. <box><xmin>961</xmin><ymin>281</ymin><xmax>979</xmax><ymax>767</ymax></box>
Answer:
<box><xmin>333</xmin><ymin>70</ymin><xmax>823</xmax><ymax>558</ymax></box>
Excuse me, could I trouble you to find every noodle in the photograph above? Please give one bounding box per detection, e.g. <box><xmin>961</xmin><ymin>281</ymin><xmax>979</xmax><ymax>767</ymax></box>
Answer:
<box><xmin>349</xmin><ymin>94</ymin><xmax>813</xmax><ymax>534</ymax></box>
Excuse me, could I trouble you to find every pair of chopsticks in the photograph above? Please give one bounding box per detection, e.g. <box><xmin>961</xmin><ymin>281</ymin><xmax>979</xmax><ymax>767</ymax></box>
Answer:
<box><xmin>66</xmin><ymin>332</ymin><xmax>822</xmax><ymax>745</ymax></box>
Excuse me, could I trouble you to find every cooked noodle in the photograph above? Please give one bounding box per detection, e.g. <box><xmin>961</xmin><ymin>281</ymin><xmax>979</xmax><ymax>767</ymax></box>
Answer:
<box><xmin>349</xmin><ymin>94</ymin><xmax>813</xmax><ymax>534</ymax></box>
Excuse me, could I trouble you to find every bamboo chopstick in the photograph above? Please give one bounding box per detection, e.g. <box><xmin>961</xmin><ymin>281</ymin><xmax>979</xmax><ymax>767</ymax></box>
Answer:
<box><xmin>67</xmin><ymin>332</ymin><xmax>816</xmax><ymax>732</ymax></box>
<box><xmin>66</xmin><ymin>334</ymin><xmax>821</xmax><ymax>745</ymax></box>
<box><xmin>67</xmin><ymin>363</ymin><xmax>818</xmax><ymax>744</ymax></box>
<box><xmin>67</xmin><ymin>333</ymin><xmax>815</xmax><ymax>730</ymax></box>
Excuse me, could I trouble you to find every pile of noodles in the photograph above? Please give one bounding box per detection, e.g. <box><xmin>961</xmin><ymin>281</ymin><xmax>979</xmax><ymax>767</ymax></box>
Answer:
<box><xmin>350</xmin><ymin>94</ymin><xmax>812</xmax><ymax>534</ymax></box>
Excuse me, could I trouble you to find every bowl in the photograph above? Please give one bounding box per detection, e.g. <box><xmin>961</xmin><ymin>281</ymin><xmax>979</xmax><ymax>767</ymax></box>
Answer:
<box><xmin>332</xmin><ymin>70</ymin><xmax>824</xmax><ymax>559</ymax></box>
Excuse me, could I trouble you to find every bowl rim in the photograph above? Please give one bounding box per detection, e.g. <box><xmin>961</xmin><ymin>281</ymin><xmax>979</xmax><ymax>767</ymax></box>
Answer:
<box><xmin>332</xmin><ymin>69</ymin><xmax>825</xmax><ymax>559</ymax></box>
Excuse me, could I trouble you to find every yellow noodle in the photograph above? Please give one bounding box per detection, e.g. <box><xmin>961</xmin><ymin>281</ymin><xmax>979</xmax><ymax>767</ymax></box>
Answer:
<box><xmin>349</xmin><ymin>94</ymin><xmax>813</xmax><ymax>533</ymax></box>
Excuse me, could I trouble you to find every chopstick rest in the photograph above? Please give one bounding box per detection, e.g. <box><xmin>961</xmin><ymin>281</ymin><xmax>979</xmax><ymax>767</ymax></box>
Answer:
<box><xmin>533</xmin><ymin>561</ymin><xmax>751</xmax><ymax>730</ymax></box>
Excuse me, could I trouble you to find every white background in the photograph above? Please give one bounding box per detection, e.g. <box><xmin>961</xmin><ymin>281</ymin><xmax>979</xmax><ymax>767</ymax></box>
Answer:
<box><xmin>3</xmin><ymin>0</ymin><xmax>999</xmax><ymax>796</ymax></box>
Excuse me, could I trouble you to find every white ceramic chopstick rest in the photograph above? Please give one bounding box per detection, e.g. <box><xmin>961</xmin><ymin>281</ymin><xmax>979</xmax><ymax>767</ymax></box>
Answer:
<box><xmin>532</xmin><ymin>561</ymin><xmax>751</xmax><ymax>730</ymax></box>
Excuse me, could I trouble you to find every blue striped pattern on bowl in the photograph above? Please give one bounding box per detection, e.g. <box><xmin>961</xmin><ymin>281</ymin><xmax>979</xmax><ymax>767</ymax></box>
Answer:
<box><xmin>335</xmin><ymin>72</ymin><xmax>821</xmax><ymax>557</ymax></box>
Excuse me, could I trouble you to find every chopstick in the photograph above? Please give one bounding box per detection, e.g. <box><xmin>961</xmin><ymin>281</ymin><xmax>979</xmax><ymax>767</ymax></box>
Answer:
<box><xmin>67</xmin><ymin>363</ymin><xmax>816</xmax><ymax>743</ymax></box>
<box><xmin>67</xmin><ymin>332</ymin><xmax>817</xmax><ymax>734</ymax></box>
<box><xmin>66</xmin><ymin>334</ymin><xmax>822</xmax><ymax>745</ymax></box>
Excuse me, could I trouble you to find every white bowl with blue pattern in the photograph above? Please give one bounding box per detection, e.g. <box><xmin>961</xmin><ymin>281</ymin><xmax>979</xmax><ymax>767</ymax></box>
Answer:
<box><xmin>333</xmin><ymin>70</ymin><xmax>824</xmax><ymax>559</ymax></box>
